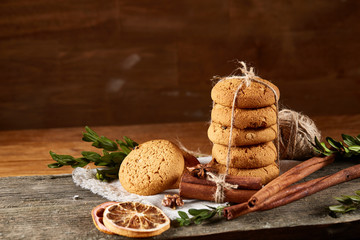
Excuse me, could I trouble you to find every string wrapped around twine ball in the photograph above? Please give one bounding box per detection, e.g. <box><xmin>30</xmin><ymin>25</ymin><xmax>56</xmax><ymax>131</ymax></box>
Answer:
<box><xmin>279</xmin><ymin>109</ymin><xmax>321</xmax><ymax>160</ymax></box>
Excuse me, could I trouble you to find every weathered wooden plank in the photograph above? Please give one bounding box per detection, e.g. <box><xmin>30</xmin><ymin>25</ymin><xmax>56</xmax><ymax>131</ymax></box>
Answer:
<box><xmin>1</xmin><ymin>160</ymin><xmax>360</xmax><ymax>239</ymax></box>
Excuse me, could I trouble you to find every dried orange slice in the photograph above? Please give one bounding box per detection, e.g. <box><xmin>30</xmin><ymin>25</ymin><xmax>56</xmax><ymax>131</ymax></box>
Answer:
<box><xmin>103</xmin><ymin>202</ymin><xmax>170</xmax><ymax>238</ymax></box>
<box><xmin>91</xmin><ymin>201</ymin><xmax>117</xmax><ymax>235</ymax></box>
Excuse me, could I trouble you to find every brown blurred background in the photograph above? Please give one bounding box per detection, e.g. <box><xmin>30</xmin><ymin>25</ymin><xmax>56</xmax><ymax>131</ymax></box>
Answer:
<box><xmin>1</xmin><ymin>0</ymin><xmax>359</xmax><ymax>131</ymax></box>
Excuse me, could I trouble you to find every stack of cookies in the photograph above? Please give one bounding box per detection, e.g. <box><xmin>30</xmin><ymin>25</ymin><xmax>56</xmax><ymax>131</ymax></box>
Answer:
<box><xmin>207</xmin><ymin>77</ymin><xmax>280</xmax><ymax>185</ymax></box>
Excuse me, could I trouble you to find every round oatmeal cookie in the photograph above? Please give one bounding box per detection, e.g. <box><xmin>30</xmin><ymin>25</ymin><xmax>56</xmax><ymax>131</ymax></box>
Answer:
<box><xmin>211</xmin><ymin>77</ymin><xmax>280</xmax><ymax>108</ymax></box>
<box><xmin>212</xmin><ymin>142</ymin><xmax>277</xmax><ymax>168</ymax></box>
<box><xmin>209</xmin><ymin>159</ymin><xmax>279</xmax><ymax>185</ymax></box>
<box><xmin>119</xmin><ymin>139</ymin><xmax>184</xmax><ymax>196</ymax></box>
<box><xmin>211</xmin><ymin>103</ymin><xmax>277</xmax><ymax>129</ymax></box>
<box><xmin>207</xmin><ymin>122</ymin><xmax>277</xmax><ymax>146</ymax></box>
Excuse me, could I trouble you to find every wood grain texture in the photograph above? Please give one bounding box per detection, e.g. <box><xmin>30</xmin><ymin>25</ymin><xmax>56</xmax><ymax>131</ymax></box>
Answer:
<box><xmin>0</xmin><ymin>0</ymin><xmax>359</xmax><ymax>130</ymax></box>
<box><xmin>1</xmin><ymin>161</ymin><xmax>360</xmax><ymax>239</ymax></box>
<box><xmin>0</xmin><ymin>114</ymin><xmax>359</xmax><ymax>177</ymax></box>
<box><xmin>0</xmin><ymin>122</ymin><xmax>212</xmax><ymax>177</ymax></box>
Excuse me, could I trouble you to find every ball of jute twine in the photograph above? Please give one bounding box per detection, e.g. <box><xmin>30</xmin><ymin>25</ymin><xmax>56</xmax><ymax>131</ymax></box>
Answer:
<box><xmin>279</xmin><ymin>109</ymin><xmax>321</xmax><ymax>160</ymax></box>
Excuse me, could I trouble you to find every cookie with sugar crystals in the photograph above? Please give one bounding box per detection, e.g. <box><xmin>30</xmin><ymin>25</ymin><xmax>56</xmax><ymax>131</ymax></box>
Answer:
<box><xmin>211</xmin><ymin>103</ymin><xmax>277</xmax><ymax>129</ymax></box>
<box><xmin>207</xmin><ymin>122</ymin><xmax>277</xmax><ymax>146</ymax></box>
<box><xmin>212</xmin><ymin>142</ymin><xmax>277</xmax><ymax>168</ymax></box>
<box><xmin>211</xmin><ymin>77</ymin><xmax>280</xmax><ymax>108</ymax></box>
<box><xmin>209</xmin><ymin>159</ymin><xmax>279</xmax><ymax>185</ymax></box>
<box><xmin>119</xmin><ymin>139</ymin><xmax>184</xmax><ymax>195</ymax></box>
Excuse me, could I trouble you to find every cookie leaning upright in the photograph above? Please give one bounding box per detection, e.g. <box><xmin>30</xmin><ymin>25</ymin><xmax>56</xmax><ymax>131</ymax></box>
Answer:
<box><xmin>119</xmin><ymin>139</ymin><xmax>184</xmax><ymax>196</ymax></box>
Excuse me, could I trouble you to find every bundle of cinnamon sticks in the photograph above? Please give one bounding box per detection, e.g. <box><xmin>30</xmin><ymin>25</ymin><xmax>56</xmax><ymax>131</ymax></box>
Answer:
<box><xmin>224</xmin><ymin>154</ymin><xmax>360</xmax><ymax>220</ymax></box>
<box><xmin>179</xmin><ymin>173</ymin><xmax>262</xmax><ymax>203</ymax></box>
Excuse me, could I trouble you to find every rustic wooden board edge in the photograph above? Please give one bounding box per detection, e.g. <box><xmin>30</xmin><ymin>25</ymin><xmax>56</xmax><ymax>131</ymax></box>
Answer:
<box><xmin>2</xmin><ymin>161</ymin><xmax>360</xmax><ymax>240</ymax></box>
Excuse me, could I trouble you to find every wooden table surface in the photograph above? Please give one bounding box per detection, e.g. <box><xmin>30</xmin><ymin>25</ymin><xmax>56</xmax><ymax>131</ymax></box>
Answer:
<box><xmin>1</xmin><ymin>115</ymin><xmax>360</xmax><ymax>240</ymax></box>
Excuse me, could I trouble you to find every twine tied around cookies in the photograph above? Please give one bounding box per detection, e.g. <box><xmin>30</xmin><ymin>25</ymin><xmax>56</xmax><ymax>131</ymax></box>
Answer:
<box><xmin>209</xmin><ymin>61</ymin><xmax>280</xmax><ymax>203</ymax></box>
<box><xmin>206</xmin><ymin>172</ymin><xmax>239</xmax><ymax>203</ymax></box>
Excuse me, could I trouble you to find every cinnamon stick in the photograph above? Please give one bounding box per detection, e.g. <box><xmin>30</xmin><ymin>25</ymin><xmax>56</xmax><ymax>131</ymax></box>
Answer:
<box><xmin>181</xmin><ymin>173</ymin><xmax>262</xmax><ymax>190</ymax></box>
<box><xmin>259</xmin><ymin>177</ymin><xmax>326</xmax><ymax>211</ymax></box>
<box><xmin>180</xmin><ymin>181</ymin><xmax>257</xmax><ymax>203</ymax></box>
<box><xmin>263</xmin><ymin>163</ymin><xmax>360</xmax><ymax>210</ymax></box>
<box><xmin>179</xmin><ymin>173</ymin><xmax>259</xmax><ymax>203</ymax></box>
<box><xmin>248</xmin><ymin>155</ymin><xmax>335</xmax><ymax>208</ymax></box>
<box><xmin>224</xmin><ymin>162</ymin><xmax>360</xmax><ymax>220</ymax></box>
<box><xmin>224</xmin><ymin>176</ymin><xmax>327</xmax><ymax>219</ymax></box>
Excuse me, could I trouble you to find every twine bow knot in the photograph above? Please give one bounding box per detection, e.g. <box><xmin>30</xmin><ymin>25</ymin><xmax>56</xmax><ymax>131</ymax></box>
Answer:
<box><xmin>206</xmin><ymin>172</ymin><xmax>238</xmax><ymax>203</ymax></box>
<box><xmin>235</xmin><ymin>61</ymin><xmax>256</xmax><ymax>87</ymax></box>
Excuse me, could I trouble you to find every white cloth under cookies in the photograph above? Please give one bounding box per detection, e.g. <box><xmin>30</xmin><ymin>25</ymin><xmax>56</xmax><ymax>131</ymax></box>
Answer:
<box><xmin>72</xmin><ymin>157</ymin><xmax>222</xmax><ymax>220</ymax></box>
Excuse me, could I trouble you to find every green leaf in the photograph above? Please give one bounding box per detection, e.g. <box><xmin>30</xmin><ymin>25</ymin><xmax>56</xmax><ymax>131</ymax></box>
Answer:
<box><xmin>183</xmin><ymin>219</ymin><xmax>191</xmax><ymax>226</ymax></box>
<box><xmin>81</xmin><ymin>151</ymin><xmax>101</xmax><ymax>162</ymax></box>
<box><xmin>329</xmin><ymin>205</ymin><xmax>347</xmax><ymax>213</ymax></box>
<box><xmin>95</xmin><ymin>162</ymin><xmax>110</xmax><ymax>166</ymax></box>
<box><xmin>194</xmin><ymin>218</ymin><xmax>204</xmax><ymax>224</ymax></box>
<box><xmin>92</xmin><ymin>136</ymin><xmax>118</xmax><ymax>151</ymax></box>
<box><xmin>123</xmin><ymin>136</ymin><xmax>138</xmax><ymax>148</ymax></box>
<box><xmin>72</xmin><ymin>158</ymin><xmax>90</xmax><ymax>168</ymax></box>
<box><xmin>188</xmin><ymin>209</ymin><xmax>209</xmax><ymax>216</ymax></box>
<box><xmin>178</xmin><ymin>211</ymin><xmax>189</xmax><ymax>219</ymax></box>
<box><xmin>320</xmin><ymin>142</ymin><xmax>334</xmax><ymax>154</ymax></box>
<box><xmin>109</xmin><ymin>152</ymin><xmax>127</xmax><ymax>163</ymax></box>
<box><xmin>326</xmin><ymin>137</ymin><xmax>343</xmax><ymax>151</ymax></box>
<box><xmin>342</xmin><ymin>134</ymin><xmax>360</xmax><ymax>146</ymax></box>
<box><xmin>82</xmin><ymin>126</ymin><xmax>99</xmax><ymax>142</ymax></box>
<box><xmin>335</xmin><ymin>196</ymin><xmax>353</xmax><ymax>204</ymax></box>
<box><xmin>100</xmin><ymin>154</ymin><xmax>113</xmax><ymax>163</ymax></box>
<box><xmin>100</xmin><ymin>167</ymin><xmax>120</xmax><ymax>174</ymax></box>
<box><xmin>176</xmin><ymin>218</ymin><xmax>185</xmax><ymax>226</ymax></box>
<box><xmin>349</xmin><ymin>146</ymin><xmax>360</xmax><ymax>153</ymax></box>
<box><xmin>315</xmin><ymin>137</ymin><xmax>326</xmax><ymax>151</ymax></box>
<box><xmin>177</xmin><ymin>205</ymin><xmax>227</xmax><ymax>227</ymax></box>
<box><xmin>343</xmin><ymin>147</ymin><xmax>353</xmax><ymax>158</ymax></box>
<box><xmin>117</xmin><ymin>141</ymin><xmax>132</xmax><ymax>154</ymax></box>
<box><xmin>47</xmin><ymin>163</ymin><xmax>63</xmax><ymax>168</ymax></box>
<box><xmin>95</xmin><ymin>168</ymin><xmax>119</xmax><ymax>181</ymax></box>
<box><xmin>82</xmin><ymin>127</ymin><xmax>118</xmax><ymax>151</ymax></box>
<box><xmin>347</xmin><ymin>195</ymin><xmax>360</xmax><ymax>202</ymax></box>
<box><xmin>49</xmin><ymin>151</ymin><xmax>76</xmax><ymax>165</ymax></box>
<box><xmin>329</xmin><ymin>190</ymin><xmax>360</xmax><ymax>216</ymax></box>
<box><xmin>313</xmin><ymin>147</ymin><xmax>329</xmax><ymax>156</ymax></box>
<box><xmin>97</xmin><ymin>152</ymin><xmax>126</xmax><ymax>165</ymax></box>
<box><xmin>344</xmin><ymin>206</ymin><xmax>357</xmax><ymax>212</ymax></box>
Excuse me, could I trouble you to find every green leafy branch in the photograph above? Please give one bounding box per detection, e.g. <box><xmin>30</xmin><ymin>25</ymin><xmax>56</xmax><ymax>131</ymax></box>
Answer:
<box><xmin>329</xmin><ymin>190</ymin><xmax>360</xmax><ymax>217</ymax></box>
<box><xmin>177</xmin><ymin>205</ymin><xmax>225</xmax><ymax>226</ymax></box>
<box><xmin>312</xmin><ymin>134</ymin><xmax>360</xmax><ymax>159</ymax></box>
<box><xmin>48</xmin><ymin>126</ymin><xmax>138</xmax><ymax>181</ymax></box>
